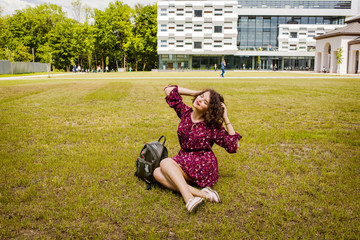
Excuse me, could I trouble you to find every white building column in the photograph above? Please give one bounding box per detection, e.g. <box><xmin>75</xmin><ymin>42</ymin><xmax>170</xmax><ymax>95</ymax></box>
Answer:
<box><xmin>357</xmin><ymin>51</ymin><xmax>360</xmax><ymax>74</ymax></box>
<box><xmin>330</xmin><ymin>50</ymin><xmax>337</xmax><ymax>73</ymax></box>
<box><xmin>314</xmin><ymin>52</ymin><xmax>321</xmax><ymax>72</ymax></box>
<box><xmin>339</xmin><ymin>44</ymin><xmax>349</xmax><ymax>74</ymax></box>
<box><xmin>348</xmin><ymin>50</ymin><xmax>356</xmax><ymax>74</ymax></box>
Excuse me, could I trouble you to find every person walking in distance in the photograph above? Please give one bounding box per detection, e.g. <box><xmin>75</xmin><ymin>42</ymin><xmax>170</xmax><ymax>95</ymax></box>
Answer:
<box><xmin>220</xmin><ymin>60</ymin><xmax>226</xmax><ymax>78</ymax></box>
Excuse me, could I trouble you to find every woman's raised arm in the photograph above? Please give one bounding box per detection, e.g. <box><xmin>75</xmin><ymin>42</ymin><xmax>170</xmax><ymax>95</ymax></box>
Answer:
<box><xmin>164</xmin><ymin>86</ymin><xmax>201</xmax><ymax>97</ymax></box>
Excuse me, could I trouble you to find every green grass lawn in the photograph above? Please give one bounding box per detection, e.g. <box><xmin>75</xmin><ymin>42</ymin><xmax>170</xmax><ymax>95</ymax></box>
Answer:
<box><xmin>0</xmin><ymin>72</ymin><xmax>359</xmax><ymax>239</ymax></box>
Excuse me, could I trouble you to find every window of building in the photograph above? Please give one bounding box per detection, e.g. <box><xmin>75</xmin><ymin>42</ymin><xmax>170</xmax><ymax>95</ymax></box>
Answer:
<box><xmin>290</xmin><ymin>44</ymin><xmax>297</xmax><ymax>50</ymax></box>
<box><xmin>194</xmin><ymin>42</ymin><xmax>202</xmax><ymax>49</ymax></box>
<box><xmin>161</xmin><ymin>13</ymin><xmax>167</xmax><ymax>16</ymax></box>
<box><xmin>282</xmin><ymin>32</ymin><xmax>289</xmax><ymax>35</ymax></box>
<box><xmin>194</xmin><ymin>10</ymin><xmax>202</xmax><ymax>17</ymax></box>
<box><xmin>204</xmin><ymin>11</ymin><xmax>212</xmax><ymax>13</ymax></box>
<box><xmin>224</xmin><ymin>27</ymin><xmax>232</xmax><ymax>29</ymax></box>
<box><xmin>186</xmin><ymin>11</ymin><xmax>192</xmax><ymax>13</ymax></box>
<box><xmin>161</xmin><ymin>8</ymin><xmax>167</xmax><ymax>11</ymax></box>
<box><xmin>290</xmin><ymin>32</ymin><xmax>297</xmax><ymax>38</ymax></box>
<box><xmin>161</xmin><ymin>40</ymin><xmax>167</xmax><ymax>43</ymax></box>
<box><xmin>214</xmin><ymin>26</ymin><xmax>222</xmax><ymax>33</ymax></box>
<box><xmin>177</xmin><ymin>9</ymin><xmax>183</xmax><ymax>11</ymax></box>
<box><xmin>161</xmin><ymin>45</ymin><xmax>167</xmax><ymax>47</ymax></box>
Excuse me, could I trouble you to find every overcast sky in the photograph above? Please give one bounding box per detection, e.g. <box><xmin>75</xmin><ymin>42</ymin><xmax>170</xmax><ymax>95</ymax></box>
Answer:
<box><xmin>0</xmin><ymin>0</ymin><xmax>158</xmax><ymax>17</ymax></box>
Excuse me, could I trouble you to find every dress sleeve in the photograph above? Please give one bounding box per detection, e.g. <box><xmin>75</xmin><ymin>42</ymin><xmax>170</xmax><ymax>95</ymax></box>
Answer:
<box><xmin>212</xmin><ymin>126</ymin><xmax>242</xmax><ymax>153</ymax></box>
<box><xmin>165</xmin><ymin>85</ymin><xmax>191</xmax><ymax>119</ymax></box>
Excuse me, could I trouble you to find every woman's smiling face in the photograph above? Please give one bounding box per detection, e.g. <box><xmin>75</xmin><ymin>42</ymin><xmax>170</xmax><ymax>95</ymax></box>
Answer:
<box><xmin>193</xmin><ymin>91</ymin><xmax>210</xmax><ymax>112</ymax></box>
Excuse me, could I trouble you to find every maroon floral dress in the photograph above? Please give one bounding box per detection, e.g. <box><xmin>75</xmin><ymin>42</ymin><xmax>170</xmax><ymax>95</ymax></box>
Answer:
<box><xmin>166</xmin><ymin>86</ymin><xmax>242</xmax><ymax>187</ymax></box>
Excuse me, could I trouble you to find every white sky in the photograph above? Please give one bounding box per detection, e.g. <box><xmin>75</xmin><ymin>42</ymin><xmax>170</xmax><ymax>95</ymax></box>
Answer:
<box><xmin>0</xmin><ymin>0</ymin><xmax>158</xmax><ymax>18</ymax></box>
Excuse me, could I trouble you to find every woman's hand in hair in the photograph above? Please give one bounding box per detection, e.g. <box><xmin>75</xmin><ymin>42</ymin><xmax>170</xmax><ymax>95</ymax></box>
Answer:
<box><xmin>221</xmin><ymin>103</ymin><xmax>228</xmax><ymax>122</ymax></box>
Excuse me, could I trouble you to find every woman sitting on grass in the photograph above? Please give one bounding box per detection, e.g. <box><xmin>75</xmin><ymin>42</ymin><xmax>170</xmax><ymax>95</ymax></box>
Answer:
<box><xmin>154</xmin><ymin>85</ymin><xmax>242</xmax><ymax>213</ymax></box>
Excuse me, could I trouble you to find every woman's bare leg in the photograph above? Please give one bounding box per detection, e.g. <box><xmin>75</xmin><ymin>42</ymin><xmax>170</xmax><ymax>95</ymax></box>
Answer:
<box><xmin>157</xmin><ymin>158</ymin><xmax>197</xmax><ymax>203</ymax></box>
<box><xmin>153</xmin><ymin>161</ymin><xmax>208</xmax><ymax>200</ymax></box>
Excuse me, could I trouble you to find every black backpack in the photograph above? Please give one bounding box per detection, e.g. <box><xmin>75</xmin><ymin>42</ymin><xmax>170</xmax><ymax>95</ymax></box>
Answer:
<box><xmin>135</xmin><ymin>136</ymin><xmax>168</xmax><ymax>189</ymax></box>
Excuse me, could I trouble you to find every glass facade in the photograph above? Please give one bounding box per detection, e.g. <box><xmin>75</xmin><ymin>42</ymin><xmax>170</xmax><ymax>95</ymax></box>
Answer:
<box><xmin>225</xmin><ymin>56</ymin><xmax>314</xmax><ymax>71</ymax></box>
<box><xmin>237</xmin><ymin>0</ymin><xmax>351</xmax><ymax>9</ymax></box>
<box><xmin>159</xmin><ymin>55</ymin><xmax>315</xmax><ymax>71</ymax></box>
<box><xmin>238</xmin><ymin>16</ymin><xmax>345</xmax><ymax>50</ymax></box>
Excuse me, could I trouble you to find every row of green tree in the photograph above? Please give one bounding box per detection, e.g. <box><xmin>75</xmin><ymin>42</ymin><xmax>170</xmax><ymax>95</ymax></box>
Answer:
<box><xmin>0</xmin><ymin>0</ymin><xmax>157</xmax><ymax>71</ymax></box>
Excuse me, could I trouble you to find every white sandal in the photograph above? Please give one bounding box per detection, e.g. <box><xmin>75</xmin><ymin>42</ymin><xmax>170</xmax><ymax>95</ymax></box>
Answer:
<box><xmin>186</xmin><ymin>197</ymin><xmax>204</xmax><ymax>213</ymax></box>
<box><xmin>202</xmin><ymin>187</ymin><xmax>221</xmax><ymax>203</ymax></box>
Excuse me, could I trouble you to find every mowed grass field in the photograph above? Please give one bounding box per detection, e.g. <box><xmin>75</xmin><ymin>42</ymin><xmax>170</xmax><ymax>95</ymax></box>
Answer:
<box><xmin>0</xmin><ymin>72</ymin><xmax>359</xmax><ymax>239</ymax></box>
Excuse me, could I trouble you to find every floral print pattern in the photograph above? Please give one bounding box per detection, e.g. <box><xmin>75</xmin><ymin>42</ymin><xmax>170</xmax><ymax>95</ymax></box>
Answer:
<box><xmin>166</xmin><ymin>86</ymin><xmax>242</xmax><ymax>187</ymax></box>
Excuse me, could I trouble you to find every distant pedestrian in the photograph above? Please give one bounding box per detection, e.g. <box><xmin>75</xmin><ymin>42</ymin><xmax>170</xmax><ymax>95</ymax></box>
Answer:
<box><xmin>214</xmin><ymin>64</ymin><xmax>217</xmax><ymax>72</ymax></box>
<box><xmin>220</xmin><ymin>60</ymin><xmax>226</xmax><ymax>78</ymax></box>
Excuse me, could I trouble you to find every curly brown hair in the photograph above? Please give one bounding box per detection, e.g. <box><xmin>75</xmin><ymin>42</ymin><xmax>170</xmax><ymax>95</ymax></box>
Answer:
<box><xmin>193</xmin><ymin>89</ymin><xmax>224</xmax><ymax>127</ymax></box>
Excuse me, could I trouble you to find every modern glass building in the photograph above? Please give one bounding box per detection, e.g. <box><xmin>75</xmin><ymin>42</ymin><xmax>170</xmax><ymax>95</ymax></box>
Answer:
<box><xmin>157</xmin><ymin>0</ymin><xmax>360</xmax><ymax>71</ymax></box>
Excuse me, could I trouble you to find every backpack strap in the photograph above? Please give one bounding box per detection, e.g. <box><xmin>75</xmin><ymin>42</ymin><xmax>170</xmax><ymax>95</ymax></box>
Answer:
<box><xmin>158</xmin><ymin>135</ymin><xmax>166</xmax><ymax>145</ymax></box>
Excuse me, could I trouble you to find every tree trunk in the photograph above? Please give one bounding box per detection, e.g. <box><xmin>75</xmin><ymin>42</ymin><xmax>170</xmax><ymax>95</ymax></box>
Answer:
<box><xmin>143</xmin><ymin>61</ymin><xmax>147</xmax><ymax>71</ymax></box>
<box><xmin>135</xmin><ymin>55</ymin><xmax>138</xmax><ymax>72</ymax></box>
<box><xmin>88</xmin><ymin>53</ymin><xmax>91</xmax><ymax>72</ymax></box>
<box><xmin>115</xmin><ymin>56</ymin><xmax>118</xmax><ymax>71</ymax></box>
<box><xmin>101</xmin><ymin>53</ymin><xmax>104</xmax><ymax>71</ymax></box>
